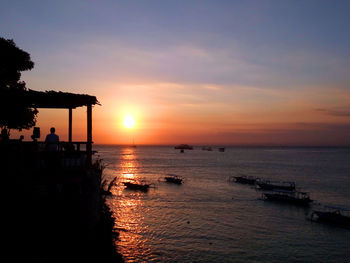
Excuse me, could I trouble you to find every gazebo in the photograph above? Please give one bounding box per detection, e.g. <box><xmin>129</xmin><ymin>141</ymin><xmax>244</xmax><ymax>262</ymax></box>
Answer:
<box><xmin>1</xmin><ymin>88</ymin><xmax>100</xmax><ymax>167</ymax></box>
<box><xmin>1</xmin><ymin>89</ymin><xmax>118</xmax><ymax>262</ymax></box>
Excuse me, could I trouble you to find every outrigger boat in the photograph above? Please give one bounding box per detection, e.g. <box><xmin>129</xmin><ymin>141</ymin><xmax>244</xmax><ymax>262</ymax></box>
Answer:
<box><xmin>229</xmin><ymin>175</ymin><xmax>259</xmax><ymax>185</ymax></box>
<box><xmin>311</xmin><ymin>206</ymin><xmax>350</xmax><ymax>227</ymax></box>
<box><xmin>123</xmin><ymin>181</ymin><xmax>150</xmax><ymax>192</ymax></box>
<box><xmin>262</xmin><ymin>190</ymin><xmax>312</xmax><ymax>206</ymax></box>
<box><xmin>164</xmin><ymin>174</ymin><xmax>183</xmax><ymax>184</ymax></box>
<box><xmin>257</xmin><ymin>180</ymin><xmax>296</xmax><ymax>191</ymax></box>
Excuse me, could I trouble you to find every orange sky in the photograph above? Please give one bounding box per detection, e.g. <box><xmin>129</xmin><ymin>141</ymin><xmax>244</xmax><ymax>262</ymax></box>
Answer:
<box><xmin>11</xmin><ymin>81</ymin><xmax>350</xmax><ymax>146</ymax></box>
<box><xmin>4</xmin><ymin>2</ymin><xmax>350</xmax><ymax>146</ymax></box>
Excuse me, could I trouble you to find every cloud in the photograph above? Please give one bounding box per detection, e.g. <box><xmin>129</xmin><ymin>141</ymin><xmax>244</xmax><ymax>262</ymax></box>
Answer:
<box><xmin>141</xmin><ymin>121</ymin><xmax>350</xmax><ymax>145</ymax></box>
<box><xmin>27</xmin><ymin>35</ymin><xmax>350</xmax><ymax>90</ymax></box>
<box><xmin>316</xmin><ymin>107</ymin><xmax>350</xmax><ymax>117</ymax></box>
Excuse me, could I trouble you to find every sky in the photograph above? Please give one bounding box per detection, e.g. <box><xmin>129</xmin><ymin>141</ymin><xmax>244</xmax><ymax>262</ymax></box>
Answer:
<box><xmin>1</xmin><ymin>0</ymin><xmax>350</xmax><ymax>145</ymax></box>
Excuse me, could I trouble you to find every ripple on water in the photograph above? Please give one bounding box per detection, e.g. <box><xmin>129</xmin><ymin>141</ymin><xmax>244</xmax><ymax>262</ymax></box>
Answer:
<box><xmin>99</xmin><ymin>146</ymin><xmax>350</xmax><ymax>263</ymax></box>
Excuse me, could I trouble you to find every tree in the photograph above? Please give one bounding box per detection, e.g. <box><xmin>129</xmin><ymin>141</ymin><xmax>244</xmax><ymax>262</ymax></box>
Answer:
<box><xmin>0</xmin><ymin>37</ymin><xmax>38</xmax><ymax>131</ymax></box>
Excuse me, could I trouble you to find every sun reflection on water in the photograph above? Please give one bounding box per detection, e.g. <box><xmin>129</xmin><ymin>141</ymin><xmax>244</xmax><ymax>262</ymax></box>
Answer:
<box><xmin>109</xmin><ymin>147</ymin><xmax>153</xmax><ymax>262</ymax></box>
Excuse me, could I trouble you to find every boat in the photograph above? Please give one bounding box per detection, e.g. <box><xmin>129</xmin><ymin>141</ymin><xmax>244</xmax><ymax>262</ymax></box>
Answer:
<box><xmin>174</xmin><ymin>144</ymin><xmax>193</xmax><ymax>150</ymax></box>
<box><xmin>311</xmin><ymin>207</ymin><xmax>350</xmax><ymax>227</ymax></box>
<box><xmin>218</xmin><ymin>147</ymin><xmax>225</xmax><ymax>152</ymax></box>
<box><xmin>201</xmin><ymin>146</ymin><xmax>212</xmax><ymax>151</ymax></box>
<box><xmin>262</xmin><ymin>190</ymin><xmax>312</xmax><ymax>206</ymax></box>
<box><xmin>164</xmin><ymin>174</ymin><xmax>183</xmax><ymax>184</ymax></box>
<box><xmin>256</xmin><ymin>180</ymin><xmax>296</xmax><ymax>191</ymax></box>
<box><xmin>123</xmin><ymin>181</ymin><xmax>150</xmax><ymax>192</ymax></box>
<box><xmin>230</xmin><ymin>175</ymin><xmax>258</xmax><ymax>185</ymax></box>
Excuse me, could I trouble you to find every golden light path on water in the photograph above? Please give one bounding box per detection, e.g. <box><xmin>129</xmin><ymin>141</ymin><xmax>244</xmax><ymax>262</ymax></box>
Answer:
<box><xmin>108</xmin><ymin>147</ymin><xmax>153</xmax><ymax>262</ymax></box>
<box><xmin>98</xmin><ymin>146</ymin><xmax>350</xmax><ymax>262</ymax></box>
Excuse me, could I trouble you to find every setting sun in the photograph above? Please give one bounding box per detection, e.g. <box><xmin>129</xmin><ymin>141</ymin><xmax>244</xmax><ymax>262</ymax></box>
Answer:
<box><xmin>123</xmin><ymin>115</ymin><xmax>135</xmax><ymax>128</ymax></box>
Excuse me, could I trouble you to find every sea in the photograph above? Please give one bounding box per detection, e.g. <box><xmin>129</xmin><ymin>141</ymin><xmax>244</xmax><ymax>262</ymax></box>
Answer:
<box><xmin>96</xmin><ymin>145</ymin><xmax>350</xmax><ymax>263</ymax></box>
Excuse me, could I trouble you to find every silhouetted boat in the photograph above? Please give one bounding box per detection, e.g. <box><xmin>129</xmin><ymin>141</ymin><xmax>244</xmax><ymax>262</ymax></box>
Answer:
<box><xmin>164</xmin><ymin>174</ymin><xmax>183</xmax><ymax>184</ymax></box>
<box><xmin>311</xmin><ymin>207</ymin><xmax>350</xmax><ymax>227</ymax></box>
<box><xmin>218</xmin><ymin>147</ymin><xmax>225</xmax><ymax>152</ymax></box>
<box><xmin>123</xmin><ymin>182</ymin><xmax>150</xmax><ymax>192</ymax></box>
<box><xmin>230</xmin><ymin>175</ymin><xmax>258</xmax><ymax>185</ymax></box>
<box><xmin>262</xmin><ymin>190</ymin><xmax>312</xmax><ymax>206</ymax></box>
<box><xmin>202</xmin><ymin>146</ymin><xmax>212</xmax><ymax>151</ymax></box>
<box><xmin>257</xmin><ymin>180</ymin><xmax>296</xmax><ymax>191</ymax></box>
<box><xmin>174</xmin><ymin>144</ymin><xmax>193</xmax><ymax>150</ymax></box>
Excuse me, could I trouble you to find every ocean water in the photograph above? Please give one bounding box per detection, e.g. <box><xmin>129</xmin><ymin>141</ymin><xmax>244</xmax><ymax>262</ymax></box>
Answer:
<box><xmin>97</xmin><ymin>146</ymin><xmax>350</xmax><ymax>263</ymax></box>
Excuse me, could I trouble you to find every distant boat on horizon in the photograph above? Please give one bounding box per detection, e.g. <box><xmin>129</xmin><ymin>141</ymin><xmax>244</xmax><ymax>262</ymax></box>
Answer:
<box><xmin>130</xmin><ymin>138</ymin><xmax>136</xmax><ymax>148</ymax></box>
<box><xmin>174</xmin><ymin>144</ymin><xmax>193</xmax><ymax>150</ymax></box>
<box><xmin>202</xmin><ymin>146</ymin><xmax>213</xmax><ymax>151</ymax></box>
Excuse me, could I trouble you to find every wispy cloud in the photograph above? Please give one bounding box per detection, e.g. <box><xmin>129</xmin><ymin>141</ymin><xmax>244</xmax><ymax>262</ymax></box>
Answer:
<box><xmin>25</xmin><ymin>35</ymin><xmax>350</xmax><ymax>92</ymax></box>
<box><xmin>316</xmin><ymin>107</ymin><xmax>350</xmax><ymax>117</ymax></box>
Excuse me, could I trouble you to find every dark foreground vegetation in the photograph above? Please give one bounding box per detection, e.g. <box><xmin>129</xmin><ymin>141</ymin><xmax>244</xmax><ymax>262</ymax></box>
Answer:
<box><xmin>3</xmin><ymin>165</ymin><xmax>123</xmax><ymax>262</ymax></box>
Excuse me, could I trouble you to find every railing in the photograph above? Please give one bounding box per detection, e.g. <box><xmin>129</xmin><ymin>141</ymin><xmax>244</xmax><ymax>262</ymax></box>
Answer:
<box><xmin>1</xmin><ymin>140</ymin><xmax>90</xmax><ymax>151</ymax></box>
<box><xmin>1</xmin><ymin>140</ymin><xmax>95</xmax><ymax>170</ymax></box>
<box><xmin>36</xmin><ymin>141</ymin><xmax>89</xmax><ymax>152</ymax></box>
<box><xmin>36</xmin><ymin>141</ymin><xmax>91</xmax><ymax>168</ymax></box>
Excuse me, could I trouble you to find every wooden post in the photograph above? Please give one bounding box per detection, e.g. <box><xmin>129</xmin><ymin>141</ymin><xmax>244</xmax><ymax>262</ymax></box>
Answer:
<box><xmin>87</xmin><ymin>104</ymin><xmax>92</xmax><ymax>166</ymax></box>
<box><xmin>68</xmin><ymin>108</ymin><xmax>72</xmax><ymax>143</ymax></box>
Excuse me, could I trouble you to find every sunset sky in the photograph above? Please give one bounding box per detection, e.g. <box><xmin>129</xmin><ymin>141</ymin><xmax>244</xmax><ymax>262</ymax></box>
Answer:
<box><xmin>1</xmin><ymin>0</ymin><xmax>350</xmax><ymax>145</ymax></box>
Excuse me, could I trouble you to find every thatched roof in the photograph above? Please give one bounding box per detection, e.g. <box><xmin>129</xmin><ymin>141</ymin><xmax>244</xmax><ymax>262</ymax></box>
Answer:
<box><xmin>0</xmin><ymin>88</ymin><xmax>100</xmax><ymax>109</ymax></box>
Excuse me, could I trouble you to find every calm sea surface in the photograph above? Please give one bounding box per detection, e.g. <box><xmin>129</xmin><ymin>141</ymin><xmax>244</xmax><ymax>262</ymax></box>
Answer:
<box><xmin>96</xmin><ymin>146</ymin><xmax>350</xmax><ymax>263</ymax></box>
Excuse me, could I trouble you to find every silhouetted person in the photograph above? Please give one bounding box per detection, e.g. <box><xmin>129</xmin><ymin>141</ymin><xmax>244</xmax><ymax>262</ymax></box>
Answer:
<box><xmin>45</xmin><ymin>127</ymin><xmax>59</xmax><ymax>151</ymax></box>
<box><xmin>0</xmin><ymin>128</ymin><xmax>9</xmax><ymax>141</ymax></box>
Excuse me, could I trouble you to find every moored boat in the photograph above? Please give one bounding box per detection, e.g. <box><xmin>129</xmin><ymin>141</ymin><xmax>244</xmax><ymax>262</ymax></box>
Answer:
<box><xmin>257</xmin><ymin>180</ymin><xmax>296</xmax><ymax>191</ymax></box>
<box><xmin>164</xmin><ymin>174</ymin><xmax>183</xmax><ymax>184</ymax></box>
<box><xmin>311</xmin><ymin>207</ymin><xmax>350</xmax><ymax>227</ymax></box>
<box><xmin>123</xmin><ymin>182</ymin><xmax>150</xmax><ymax>192</ymax></box>
<box><xmin>230</xmin><ymin>175</ymin><xmax>258</xmax><ymax>185</ymax></box>
<box><xmin>202</xmin><ymin>146</ymin><xmax>212</xmax><ymax>151</ymax></box>
<box><xmin>262</xmin><ymin>190</ymin><xmax>312</xmax><ymax>206</ymax></box>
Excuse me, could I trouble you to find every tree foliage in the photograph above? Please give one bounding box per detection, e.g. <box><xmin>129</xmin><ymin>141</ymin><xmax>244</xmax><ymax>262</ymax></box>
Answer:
<box><xmin>0</xmin><ymin>37</ymin><xmax>38</xmax><ymax>130</ymax></box>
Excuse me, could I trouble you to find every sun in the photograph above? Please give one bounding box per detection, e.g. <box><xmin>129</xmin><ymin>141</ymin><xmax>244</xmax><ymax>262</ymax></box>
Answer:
<box><xmin>123</xmin><ymin>115</ymin><xmax>135</xmax><ymax>128</ymax></box>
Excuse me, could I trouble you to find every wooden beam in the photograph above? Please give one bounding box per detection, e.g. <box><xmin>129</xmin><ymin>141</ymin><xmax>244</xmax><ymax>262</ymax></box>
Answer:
<box><xmin>87</xmin><ymin>104</ymin><xmax>92</xmax><ymax>166</ymax></box>
<box><xmin>68</xmin><ymin>108</ymin><xmax>72</xmax><ymax>143</ymax></box>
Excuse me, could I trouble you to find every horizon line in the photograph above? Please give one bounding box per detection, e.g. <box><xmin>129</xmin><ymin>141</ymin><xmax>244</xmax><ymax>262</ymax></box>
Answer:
<box><xmin>94</xmin><ymin>143</ymin><xmax>350</xmax><ymax>148</ymax></box>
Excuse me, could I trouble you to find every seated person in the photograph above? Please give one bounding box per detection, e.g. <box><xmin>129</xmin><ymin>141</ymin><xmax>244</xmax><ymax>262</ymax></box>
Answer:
<box><xmin>0</xmin><ymin>128</ymin><xmax>9</xmax><ymax>141</ymax></box>
<box><xmin>45</xmin><ymin>127</ymin><xmax>59</xmax><ymax>151</ymax></box>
